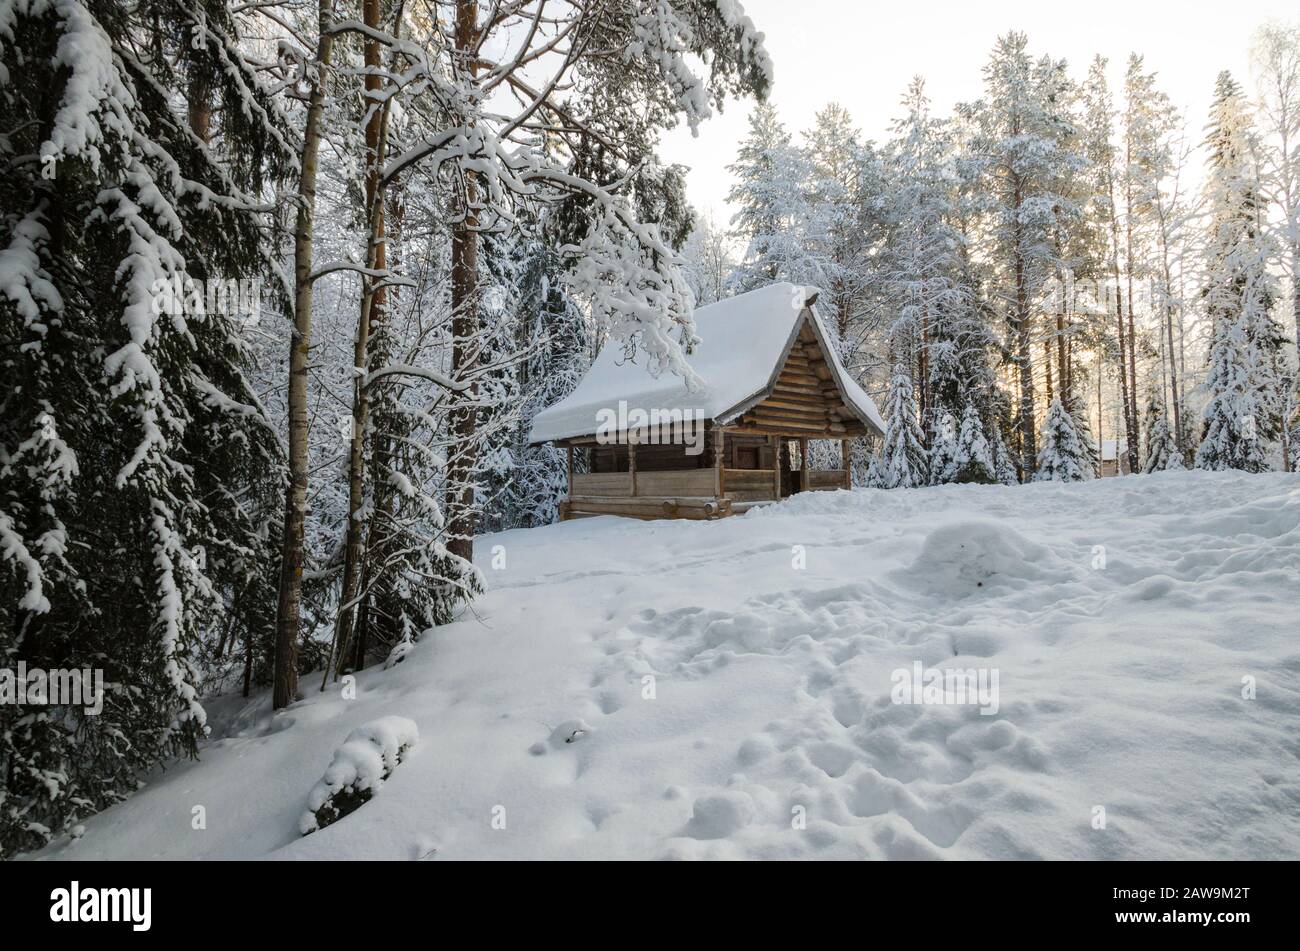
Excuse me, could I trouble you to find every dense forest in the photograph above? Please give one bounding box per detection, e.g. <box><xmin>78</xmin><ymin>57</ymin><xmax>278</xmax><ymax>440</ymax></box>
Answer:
<box><xmin>1</xmin><ymin>1</ymin><xmax>1297</xmax><ymax>857</ymax></box>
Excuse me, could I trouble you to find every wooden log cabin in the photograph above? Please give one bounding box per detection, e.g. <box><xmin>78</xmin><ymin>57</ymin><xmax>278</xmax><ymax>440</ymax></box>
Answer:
<box><xmin>528</xmin><ymin>283</ymin><xmax>885</xmax><ymax>520</ymax></box>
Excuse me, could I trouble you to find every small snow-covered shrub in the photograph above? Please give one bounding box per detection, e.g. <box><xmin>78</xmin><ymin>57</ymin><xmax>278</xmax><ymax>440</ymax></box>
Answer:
<box><xmin>299</xmin><ymin>717</ymin><xmax>419</xmax><ymax>836</ymax></box>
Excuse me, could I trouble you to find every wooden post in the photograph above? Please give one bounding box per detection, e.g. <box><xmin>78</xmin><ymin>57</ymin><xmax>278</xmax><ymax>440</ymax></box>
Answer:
<box><xmin>769</xmin><ymin>434</ymin><xmax>781</xmax><ymax>500</ymax></box>
<box><xmin>841</xmin><ymin>438</ymin><xmax>851</xmax><ymax>489</ymax></box>
<box><xmin>799</xmin><ymin>437</ymin><xmax>809</xmax><ymax>492</ymax></box>
<box><xmin>566</xmin><ymin>444</ymin><xmax>574</xmax><ymax>496</ymax></box>
<box><xmin>628</xmin><ymin>435</ymin><xmax>638</xmax><ymax>497</ymax></box>
<box><xmin>713</xmin><ymin>427</ymin><xmax>726</xmax><ymax>498</ymax></box>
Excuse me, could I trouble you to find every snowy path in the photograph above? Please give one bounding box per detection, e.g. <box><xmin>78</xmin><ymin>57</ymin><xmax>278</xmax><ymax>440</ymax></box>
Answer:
<box><xmin>31</xmin><ymin>471</ymin><xmax>1300</xmax><ymax>860</ymax></box>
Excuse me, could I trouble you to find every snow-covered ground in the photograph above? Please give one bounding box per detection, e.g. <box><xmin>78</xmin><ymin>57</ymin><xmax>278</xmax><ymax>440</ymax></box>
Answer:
<box><xmin>30</xmin><ymin>471</ymin><xmax>1300</xmax><ymax>860</ymax></box>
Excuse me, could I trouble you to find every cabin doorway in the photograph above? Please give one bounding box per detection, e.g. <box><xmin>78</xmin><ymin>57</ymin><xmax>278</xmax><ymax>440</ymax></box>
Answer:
<box><xmin>779</xmin><ymin>439</ymin><xmax>803</xmax><ymax>498</ymax></box>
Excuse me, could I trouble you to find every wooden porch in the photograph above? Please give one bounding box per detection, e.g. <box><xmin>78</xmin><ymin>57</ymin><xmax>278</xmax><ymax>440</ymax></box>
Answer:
<box><xmin>559</xmin><ymin>432</ymin><xmax>852</xmax><ymax>521</ymax></box>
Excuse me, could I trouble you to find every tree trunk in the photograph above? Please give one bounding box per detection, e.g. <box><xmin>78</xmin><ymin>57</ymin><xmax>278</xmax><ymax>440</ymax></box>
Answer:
<box><xmin>1292</xmin><ymin>242</ymin><xmax>1300</xmax><ymax>363</ymax></box>
<box><xmin>187</xmin><ymin>70</ymin><xmax>211</xmax><ymax>143</ymax></box>
<box><xmin>1044</xmin><ymin>337</ymin><xmax>1054</xmax><ymax>405</ymax></box>
<box><xmin>446</xmin><ymin>0</ymin><xmax>480</xmax><ymax>566</ymax></box>
<box><xmin>1106</xmin><ymin>185</ymin><xmax>1137</xmax><ymax>478</ymax></box>
<box><xmin>331</xmin><ymin>0</ymin><xmax>388</xmax><ymax>680</ymax></box>
<box><xmin>1012</xmin><ymin>204</ymin><xmax>1035</xmax><ymax>475</ymax></box>
<box><xmin>1122</xmin><ymin>158</ymin><xmax>1141</xmax><ymax>474</ymax></box>
<box><xmin>273</xmin><ymin>2</ymin><xmax>336</xmax><ymax>710</ymax></box>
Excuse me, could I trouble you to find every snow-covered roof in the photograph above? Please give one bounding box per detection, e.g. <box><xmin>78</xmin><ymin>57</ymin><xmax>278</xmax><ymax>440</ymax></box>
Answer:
<box><xmin>529</xmin><ymin>283</ymin><xmax>885</xmax><ymax>443</ymax></box>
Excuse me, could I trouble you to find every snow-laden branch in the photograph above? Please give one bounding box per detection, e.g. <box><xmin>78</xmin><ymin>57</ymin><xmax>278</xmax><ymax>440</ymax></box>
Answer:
<box><xmin>364</xmin><ymin>363</ymin><xmax>471</xmax><ymax>393</ymax></box>
<box><xmin>309</xmin><ymin>261</ymin><xmax>417</xmax><ymax>287</ymax></box>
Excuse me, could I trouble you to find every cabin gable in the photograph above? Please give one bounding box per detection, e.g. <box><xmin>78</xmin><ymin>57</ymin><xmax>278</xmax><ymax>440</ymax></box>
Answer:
<box><xmin>723</xmin><ymin>316</ymin><xmax>870</xmax><ymax>439</ymax></box>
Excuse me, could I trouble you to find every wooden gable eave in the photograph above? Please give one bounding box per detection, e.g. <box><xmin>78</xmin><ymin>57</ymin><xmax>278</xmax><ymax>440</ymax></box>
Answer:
<box><xmin>717</xmin><ymin>309</ymin><xmax>873</xmax><ymax>439</ymax></box>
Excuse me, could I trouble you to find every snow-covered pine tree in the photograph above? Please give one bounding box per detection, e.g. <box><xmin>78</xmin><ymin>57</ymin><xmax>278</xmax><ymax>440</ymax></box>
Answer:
<box><xmin>928</xmin><ymin>408</ymin><xmax>960</xmax><ymax>485</ymax></box>
<box><xmin>965</xmin><ymin>34</ymin><xmax>1082</xmax><ymax>476</ymax></box>
<box><xmin>1195</xmin><ymin>72</ymin><xmax>1285</xmax><ymax>472</ymax></box>
<box><xmin>1034</xmin><ymin>398</ymin><xmax>1096</xmax><ymax>482</ymax></box>
<box><xmin>0</xmin><ymin>0</ymin><xmax>293</xmax><ymax>855</ymax></box>
<box><xmin>727</xmin><ymin>102</ymin><xmax>821</xmax><ymax>293</ymax></box>
<box><xmin>1143</xmin><ymin>398</ymin><xmax>1184</xmax><ymax>472</ymax></box>
<box><xmin>952</xmin><ymin>403</ymin><xmax>999</xmax><ymax>484</ymax></box>
<box><xmin>990</xmin><ymin>423</ymin><xmax>1021</xmax><ymax>485</ymax></box>
<box><xmin>867</xmin><ymin>362</ymin><xmax>929</xmax><ymax>488</ymax></box>
<box><xmin>681</xmin><ymin>210</ymin><xmax>736</xmax><ymax>308</ymax></box>
<box><xmin>803</xmin><ymin>103</ymin><xmax>875</xmax><ymax>338</ymax></box>
<box><xmin>1251</xmin><ymin>22</ymin><xmax>1300</xmax><ymax>350</ymax></box>
<box><xmin>883</xmin><ymin>80</ymin><xmax>979</xmax><ymax>445</ymax></box>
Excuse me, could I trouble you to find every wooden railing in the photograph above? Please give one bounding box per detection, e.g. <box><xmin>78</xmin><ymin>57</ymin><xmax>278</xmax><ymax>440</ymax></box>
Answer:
<box><xmin>723</xmin><ymin>468</ymin><xmax>778</xmax><ymax>502</ymax></box>
<box><xmin>807</xmin><ymin>469</ymin><xmax>848</xmax><ymax>490</ymax></box>
<box><xmin>571</xmin><ymin>467</ymin><xmax>843</xmax><ymax>500</ymax></box>
<box><xmin>570</xmin><ymin>472</ymin><xmax>632</xmax><ymax>497</ymax></box>
<box><xmin>635</xmin><ymin>468</ymin><xmax>717</xmax><ymax>497</ymax></box>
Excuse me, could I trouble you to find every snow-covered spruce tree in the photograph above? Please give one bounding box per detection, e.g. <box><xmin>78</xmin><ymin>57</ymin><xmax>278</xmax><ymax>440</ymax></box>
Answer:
<box><xmin>1143</xmin><ymin>398</ymin><xmax>1184</xmax><ymax>472</ymax></box>
<box><xmin>0</xmin><ymin>0</ymin><xmax>293</xmax><ymax>854</ymax></box>
<box><xmin>480</xmin><ymin>227</ymin><xmax>592</xmax><ymax>532</ymax></box>
<box><xmin>928</xmin><ymin>408</ymin><xmax>960</xmax><ymax>485</ymax></box>
<box><xmin>1196</xmin><ymin>72</ymin><xmax>1286</xmax><ymax>473</ymax></box>
<box><xmin>867</xmin><ymin>362</ymin><xmax>929</xmax><ymax>488</ymax></box>
<box><xmin>952</xmin><ymin>403</ymin><xmax>998</xmax><ymax>484</ymax></box>
<box><xmin>990</xmin><ymin>423</ymin><xmax>1021</xmax><ymax>485</ymax></box>
<box><xmin>1034</xmin><ymin>398</ymin><xmax>1096</xmax><ymax>482</ymax></box>
<box><xmin>964</xmin><ymin>34</ymin><xmax>1082</xmax><ymax>476</ymax></box>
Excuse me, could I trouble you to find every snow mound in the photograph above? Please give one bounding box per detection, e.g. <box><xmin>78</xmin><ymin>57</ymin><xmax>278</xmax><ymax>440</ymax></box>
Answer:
<box><xmin>901</xmin><ymin>520</ymin><xmax>1076</xmax><ymax>596</ymax></box>
<box><xmin>299</xmin><ymin>716</ymin><xmax>418</xmax><ymax>836</ymax></box>
<box><xmin>685</xmin><ymin>791</ymin><xmax>755</xmax><ymax>839</ymax></box>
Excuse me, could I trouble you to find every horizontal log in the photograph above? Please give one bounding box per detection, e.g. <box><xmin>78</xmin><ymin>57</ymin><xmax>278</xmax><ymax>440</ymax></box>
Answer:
<box><xmin>566</xmin><ymin>495</ymin><xmax>731</xmax><ymax>521</ymax></box>
<box><xmin>571</xmin><ymin>472</ymin><xmax>632</xmax><ymax>496</ymax></box>
<box><xmin>635</xmin><ymin>469</ymin><xmax>716</xmax><ymax>497</ymax></box>
<box><xmin>744</xmin><ymin>415</ymin><xmax>844</xmax><ymax>435</ymax></box>
<box><xmin>808</xmin><ymin>470</ymin><xmax>847</xmax><ymax>489</ymax></box>
<box><xmin>723</xmin><ymin>468</ymin><xmax>777</xmax><ymax>492</ymax></box>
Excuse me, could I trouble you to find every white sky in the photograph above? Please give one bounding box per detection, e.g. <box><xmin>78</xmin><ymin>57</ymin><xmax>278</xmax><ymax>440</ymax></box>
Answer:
<box><xmin>661</xmin><ymin>0</ymin><xmax>1299</xmax><ymax>224</ymax></box>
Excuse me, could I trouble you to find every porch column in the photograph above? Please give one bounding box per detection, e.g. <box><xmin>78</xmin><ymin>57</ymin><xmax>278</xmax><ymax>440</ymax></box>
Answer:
<box><xmin>566</xmin><ymin>444</ymin><xmax>574</xmax><ymax>497</ymax></box>
<box><xmin>770</xmin><ymin>434</ymin><xmax>781</xmax><ymax>500</ymax></box>
<box><xmin>841</xmin><ymin>438</ymin><xmax>851</xmax><ymax>489</ymax></box>
<box><xmin>629</xmin><ymin>435</ymin><xmax>638</xmax><ymax>497</ymax></box>
<box><xmin>713</xmin><ymin>427</ymin><xmax>727</xmax><ymax>498</ymax></box>
<box><xmin>799</xmin><ymin>437</ymin><xmax>809</xmax><ymax>492</ymax></box>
